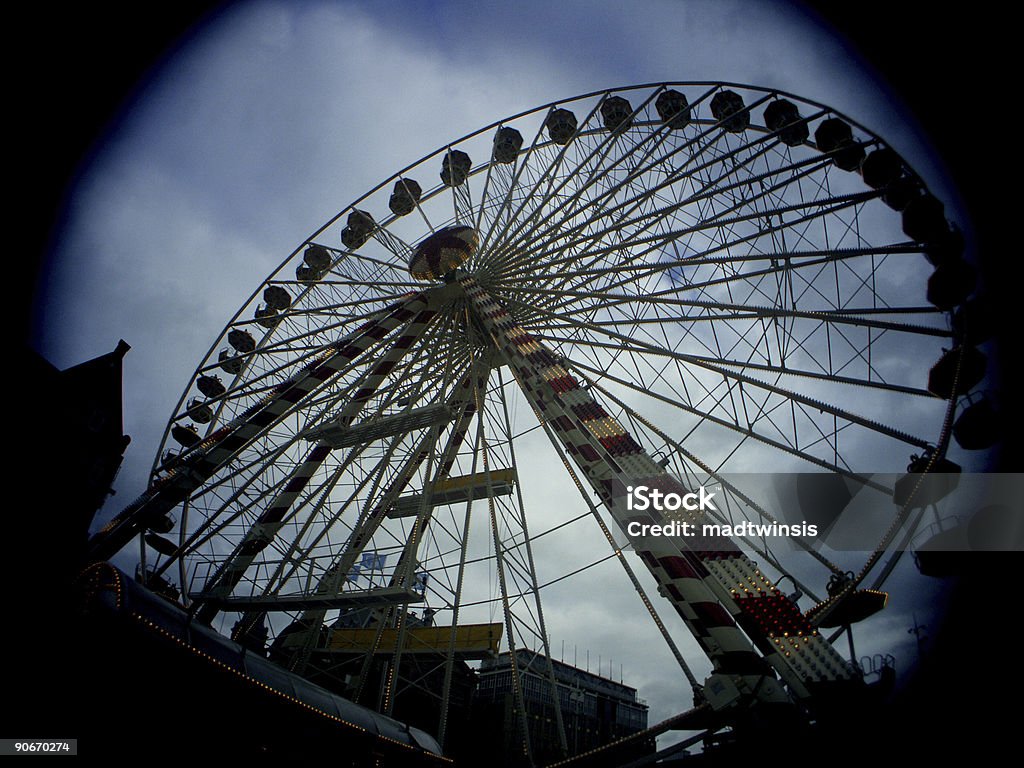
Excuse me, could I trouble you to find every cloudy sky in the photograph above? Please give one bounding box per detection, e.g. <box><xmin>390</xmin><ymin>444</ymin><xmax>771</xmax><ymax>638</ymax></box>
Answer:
<box><xmin>37</xmin><ymin>0</ymin><xmax>967</xmax><ymax>512</ymax></box>
<box><xmin>33</xmin><ymin>0</ymin><xmax>971</xmax><ymax>751</ymax></box>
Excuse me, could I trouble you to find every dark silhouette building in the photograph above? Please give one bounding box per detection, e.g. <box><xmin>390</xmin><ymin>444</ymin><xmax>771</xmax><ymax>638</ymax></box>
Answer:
<box><xmin>21</xmin><ymin>340</ymin><xmax>132</xmax><ymax>580</ymax></box>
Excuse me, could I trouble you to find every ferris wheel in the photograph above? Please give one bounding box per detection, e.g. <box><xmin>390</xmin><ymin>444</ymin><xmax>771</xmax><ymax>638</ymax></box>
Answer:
<box><xmin>89</xmin><ymin>82</ymin><xmax>988</xmax><ymax>759</ymax></box>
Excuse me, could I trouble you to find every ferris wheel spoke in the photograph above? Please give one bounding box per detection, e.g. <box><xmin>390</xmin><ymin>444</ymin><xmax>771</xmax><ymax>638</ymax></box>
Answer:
<box><xmin>508</xmin><ymin>279</ymin><xmax>946</xmax><ymax>339</ymax></box>
<box><xmin>502</xmin><ymin>117</ymin><xmax>669</xmax><ymax>267</ymax></box>
<box><xmin>492</xmin><ymin>87</ymin><xmax>729</xmax><ymax>262</ymax></box>
<box><xmin>519</xmin><ymin>291</ymin><xmax>933</xmax><ymax>411</ymax></box>
<box><xmin>544</xmin><ymin>327</ymin><xmax>932</xmax><ymax>398</ymax></box>
<box><xmin>536</xmin><ymin>305</ymin><xmax>947</xmax><ymax>340</ymax></box>
<box><xmin>367</xmin><ymin>227</ymin><xmax>415</xmax><ymax>267</ymax></box>
<box><xmin>474</xmin><ymin>115</ymin><xmax>557</xmax><ymax>259</ymax></box>
<box><xmin>509</xmin><ymin>238</ymin><xmax>917</xmax><ymax>309</ymax></box>
<box><xmin>230</xmin><ymin>288</ymin><xmax>412</xmax><ymax>328</ymax></box>
<box><xmin>505</xmin><ymin>125</ymin><xmax>782</xmax><ymax>275</ymax></box>
<box><xmin>499</xmin><ymin>106</ymin><xmax>830</xmax><ymax>283</ymax></box>
<box><xmin>552</xmin><ymin>310</ymin><xmax>932</xmax><ymax>447</ymax></box>
<box><xmin>478</xmin><ymin>97</ymin><xmax>626</xmax><ymax>268</ymax></box>
<box><xmin>191</xmin><ymin>309</ymin><xmax>450</xmax><ymax>619</ymax></box>
<box><xmin>493</xmin><ymin>127</ymin><xmax>700</xmax><ymax>282</ymax></box>
<box><xmin>495</xmin><ymin>189</ymin><xmax>885</xmax><ymax>324</ymax></box>
<box><xmin>285</xmin><ymin>276</ymin><xmax>424</xmax><ymax>291</ymax></box>
<box><xmin>294</xmin><ymin>359</ymin><xmax>488</xmax><ymax>617</ymax></box>
<box><xmin>276</xmin><ymin>346</ymin><xmax>479</xmax><ymax>593</ymax></box>
<box><xmin>149</xmin><ymin>432</ymin><xmax>304</xmax><ymax>581</ymax></box>
<box><xmin>504</xmin><ymin>242</ymin><xmax>911</xmax><ymax>278</ymax></box>
<box><xmin>341</xmin><ymin>240</ymin><xmax>416</xmax><ymax>273</ymax></box>
<box><xmin>306</xmin><ymin>264</ymin><xmax>405</xmax><ymax>308</ymax></box>
<box><xmin>578</xmin><ymin>368</ymin><xmax>842</xmax><ymax>588</ymax></box>
<box><xmin>306</xmin><ymin>241</ymin><xmax>412</xmax><ymax>280</ymax></box>
<box><xmin>186</xmin><ymin>291</ymin><xmax>432</xmax><ymax>429</ymax></box>
<box><xmin>565</xmin><ymin>353</ymin><xmax>892</xmax><ymax>483</ymax></box>
<box><xmin>251</xmin><ymin>364</ymin><xmax>481</xmax><ymax>617</ymax></box>
<box><xmin>637</xmin><ymin>252</ymin><xmax>918</xmax><ymax>321</ymax></box>
<box><xmin>548</xmin><ymin>304</ymin><xmax>911</xmax><ymax>392</ymax></box>
<box><xmin>554</xmin><ymin>108</ymin><xmax>686</xmax><ymax>245</ymax></box>
<box><xmin>472</xmin><ymin>169</ymin><xmax>515</xmax><ymax>265</ymax></box>
<box><xmin>91</xmin><ymin>291</ymin><xmax>442</xmax><ymax>562</ymax></box>
<box><xmin>592</xmin><ymin>344</ymin><xmax>888</xmax><ymax>470</ymax></box>
<box><xmin>203</xmin><ymin>305</ymin><xmax>453</xmax><ymax>449</ymax></box>
<box><xmin>471</xmin><ymin>151</ymin><xmax>506</xmax><ymax>237</ymax></box>
<box><xmin>523</xmin><ymin>185</ymin><xmax>880</xmax><ymax>290</ymax></box>
<box><xmin>500</xmin><ymin>244</ymin><xmax>926</xmax><ymax>341</ymax></box>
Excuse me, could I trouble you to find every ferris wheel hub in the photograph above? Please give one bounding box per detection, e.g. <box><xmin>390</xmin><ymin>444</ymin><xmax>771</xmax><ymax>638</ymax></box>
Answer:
<box><xmin>408</xmin><ymin>225</ymin><xmax>479</xmax><ymax>281</ymax></box>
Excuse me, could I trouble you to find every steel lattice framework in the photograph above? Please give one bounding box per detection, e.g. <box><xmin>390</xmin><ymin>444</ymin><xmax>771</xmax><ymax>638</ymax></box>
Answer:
<box><xmin>89</xmin><ymin>82</ymin><xmax>983</xmax><ymax>762</ymax></box>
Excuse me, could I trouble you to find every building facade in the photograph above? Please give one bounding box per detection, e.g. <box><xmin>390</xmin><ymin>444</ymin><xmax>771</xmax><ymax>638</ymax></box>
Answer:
<box><xmin>471</xmin><ymin>649</ymin><xmax>652</xmax><ymax>766</ymax></box>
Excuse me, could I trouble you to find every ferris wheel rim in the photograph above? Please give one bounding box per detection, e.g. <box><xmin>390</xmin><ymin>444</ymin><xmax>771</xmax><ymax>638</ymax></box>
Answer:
<box><xmin>148</xmin><ymin>78</ymin><xmax>961</xmax><ymax>584</ymax></box>
<box><xmin>119</xmin><ymin>81</ymin><xmax>989</xmax><ymax>744</ymax></box>
<box><xmin>150</xmin><ymin>80</ymin><xmax>945</xmax><ymax>480</ymax></box>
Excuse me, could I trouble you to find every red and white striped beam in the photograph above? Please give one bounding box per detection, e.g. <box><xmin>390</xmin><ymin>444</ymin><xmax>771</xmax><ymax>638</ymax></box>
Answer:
<box><xmin>89</xmin><ymin>290</ymin><xmax>437</xmax><ymax>563</ymax></box>
<box><xmin>458</xmin><ymin>274</ymin><xmax>852</xmax><ymax>706</ymax></box>
<box><xmin>197</xmin><ymin>305</ymin><xmax>442</xmax><ymax>624</ymax></box>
